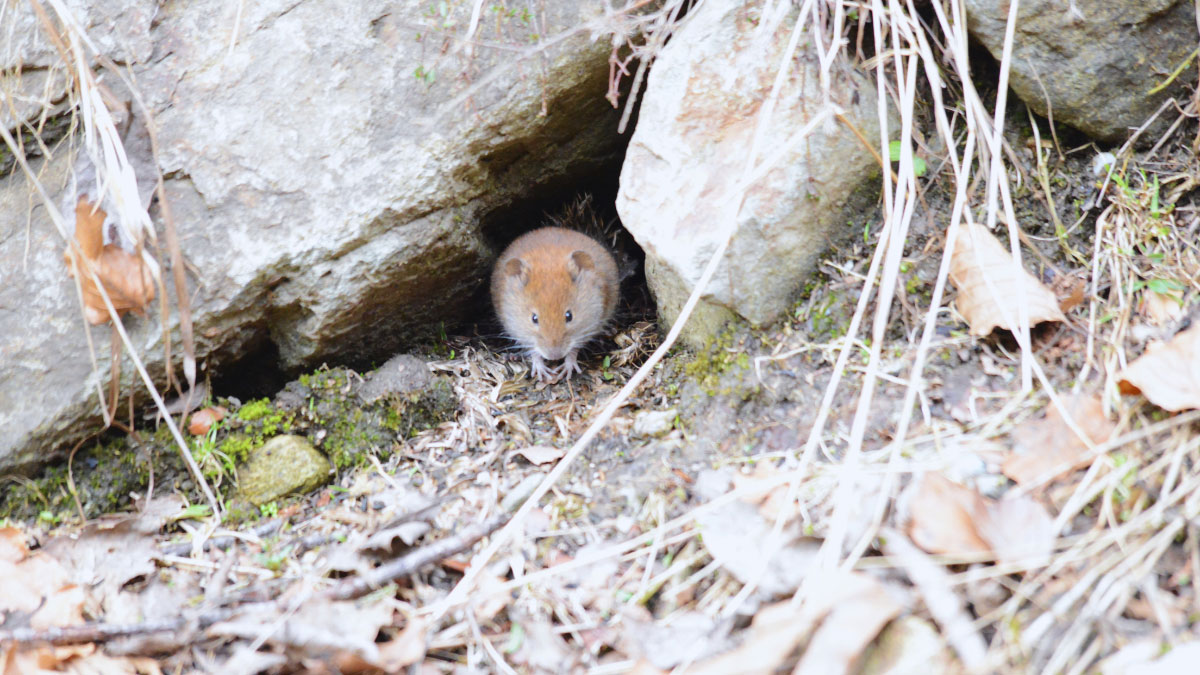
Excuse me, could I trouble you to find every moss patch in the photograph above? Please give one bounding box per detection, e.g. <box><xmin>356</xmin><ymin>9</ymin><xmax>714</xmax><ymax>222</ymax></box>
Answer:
<box><xmin>683</xmin><ymin>326</ymin><xmax>755</xmax><ymax>398</ymax></box>
<box><xmin>0</xmin><ymin>434</ymin><xmax>185</xmax><ymax>523</ymax></box>
<box><xmin>1</xmin><ymin>360</ymin><xmax>458</xmax><ymax>526</ymax></box>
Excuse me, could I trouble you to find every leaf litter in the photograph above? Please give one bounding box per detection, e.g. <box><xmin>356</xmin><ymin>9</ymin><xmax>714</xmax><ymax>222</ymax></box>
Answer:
<box><xmin>948</xmin><ymin>222</ymin><xmax>1065</xmax><ymax>336</ymax></box>
<box><xmin>1119</xmin><ymin>322</ymin><xmax>1200</xmax><ymax>411</ymax></box>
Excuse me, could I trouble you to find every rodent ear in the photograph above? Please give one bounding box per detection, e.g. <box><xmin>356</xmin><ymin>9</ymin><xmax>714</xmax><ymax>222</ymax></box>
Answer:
<box><xmin>504</xmin><ymin>257</ymin><xmax>530</xmax><ymax>286</ymax></box>
<box><xmin>567</xmin><ymin>250</ymin><xmax>594</xmax><ymax>281</ymax></box>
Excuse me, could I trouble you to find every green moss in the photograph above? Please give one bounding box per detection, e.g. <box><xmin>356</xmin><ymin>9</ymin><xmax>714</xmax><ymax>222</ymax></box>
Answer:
<box><xmin>291</xmin><ymin>365</ymin><xmax>457</xmax><ymax>470</ymax></box>
<box><xmin>238</xmin><ymin>398</ymin><xmax>273</xmax><ymax>421</ymax></box>
<box><xmin>0</xmin><ymin>434</ymin><xmax>179</xmax><ymax>523</ymax></box>
<box><xmin>684</xmin><ymin>327</ymin><xmax>752</xmax><ymax>395</ymax></box>
<box><xmin>2</xmin><ymin>363</ymin><xmax>456</xmax><ymax>524</ymax></box>
<box><xmin>220</xmin><ymin>434</ymin><xmax>256</xmax><ymax>465</ymax></box>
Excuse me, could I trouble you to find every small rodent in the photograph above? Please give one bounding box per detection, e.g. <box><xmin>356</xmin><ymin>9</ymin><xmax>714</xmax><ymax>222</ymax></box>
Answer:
<box><xmin>492</xmin><ymin>227</ymin><xmax>620</xmax><ymax>382</ymax></box>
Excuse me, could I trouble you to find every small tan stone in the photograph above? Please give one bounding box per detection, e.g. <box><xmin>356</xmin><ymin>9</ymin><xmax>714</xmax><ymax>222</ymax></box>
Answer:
<box><xmin>236</xmin><ymin>435</ymin><xmax>331</xmax><ymax>506</ymax></box>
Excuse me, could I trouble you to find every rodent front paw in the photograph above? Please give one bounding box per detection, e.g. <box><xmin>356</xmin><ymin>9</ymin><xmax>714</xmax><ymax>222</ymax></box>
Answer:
<box><xmin>530</xmin><ymin>354</ymin><xmax>559</xmax><ymax>382</ymax></box>
<box><xmin>558</xmin><ymin>351</ymin><xmax>583</xmax><ymax>379</ymax></box>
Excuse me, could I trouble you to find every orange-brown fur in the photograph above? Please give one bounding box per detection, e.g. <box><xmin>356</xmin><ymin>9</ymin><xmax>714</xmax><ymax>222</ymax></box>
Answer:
<box><xmin>492</xmin><ymin>227</ymin><xmax>619</xmax><ymax>381</ymax></box>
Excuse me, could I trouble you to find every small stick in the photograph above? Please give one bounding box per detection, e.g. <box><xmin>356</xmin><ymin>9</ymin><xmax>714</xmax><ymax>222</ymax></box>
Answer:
<box><xmin>321</xmin><ymin>515</ymin><xmax>507</xmax><ymax>602</ymax></box>
<box><xmin>0</xmin><ymin>610</ymin><xmax>228</xmax><ymax>647</ymax></box>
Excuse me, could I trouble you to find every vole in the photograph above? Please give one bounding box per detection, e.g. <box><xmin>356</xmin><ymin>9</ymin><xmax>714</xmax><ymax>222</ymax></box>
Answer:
<box><xmin>492</xmin><ymin>227</ymin><xmax>620</xmax><ymax>382</ymax></box>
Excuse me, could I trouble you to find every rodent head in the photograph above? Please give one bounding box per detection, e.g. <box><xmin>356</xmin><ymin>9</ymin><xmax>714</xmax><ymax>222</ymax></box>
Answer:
<box><xmin>496</xmin><ymin>248</ymin><xmax>609</xmax><ymax>360</ymax></box>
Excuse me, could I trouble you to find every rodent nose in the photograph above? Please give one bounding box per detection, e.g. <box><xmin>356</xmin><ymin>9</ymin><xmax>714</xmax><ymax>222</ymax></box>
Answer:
<box><xmin>539</xmin><ymin>345</ymin><xmax>567</xmax><ymax>361</ymax></box>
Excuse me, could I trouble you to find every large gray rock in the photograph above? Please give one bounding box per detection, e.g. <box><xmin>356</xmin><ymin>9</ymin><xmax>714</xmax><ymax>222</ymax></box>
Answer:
<box><xmin>0</xmin><ymin>0</ymin><xmax>156</xmax><ymax>137</ymax></box>
<box><xmin>0</xmin><ymin>0</ymin><xmax>624</xmax><ymax>471</ymax></box>
<box><xmin>616</xmin><ymin>0</ymin><xmax>890</xmax><ymax>345</ymax></box>
<box><xmin>965</xmin><ymin>0</ymin><xmax>1197</xmax><ymax>143</ymax></box>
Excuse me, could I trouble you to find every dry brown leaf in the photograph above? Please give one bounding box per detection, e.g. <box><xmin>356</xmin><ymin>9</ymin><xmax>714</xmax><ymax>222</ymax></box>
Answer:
<box><xmin>1118</xmin><ymin>323</ymin><xmax>1200</xmax><ymax>411</ymax></box>
<box><xmin>949</xmin><ymin>222</ymin><xmax>1065</xmax><ymax>335</ymax></box>
<box><xmin>689</xmin><ymin>571</ymin><xmax>900</xmax><ymax>675</ymax></box>
<box><xmin>515</xmin><ymin>445</ymin><xmax>565</xmax><ymax>465</ymax></box>
<box><xmin>0</xmin><ymin>528</ymin><xmax>152</xmax><ymax>675</ymax></box>
<box><xmin>857</xmin><ymin>616</ymin><xmax>959</xmax><ymax>675</ymax></box>
<box><xmin>375</xmin><ymin>617</ymin><xmax>428</xmax><ymax>672</ymax></box>
<box><xmin>1138</xmin><ymin>288</ymin><xmax>1184</xmax><ymax>325</ymax></box>
<box><xmin>793</xmin><ymin>573</ymin><xmax>903</xmax><ymax>675</ymax></box>
<box><xmin>687</xmin><ymin>600</ymin><xmax>808</xmax><ymax>674</ymax></box>
<box><xmin>0</xmin><ymin>528</ymin><xmax>75</xmax><ymax>620</ymax></box>
<box><xmin>64</xmin><ymin>196</ymin><xmax>156</xmax><ymax>325</ymax></box>
<box><xmin>187</xmin><ymin>406</ymin><xmax>228</xmax><ymax>435</ymax></box>
<box><xmin>0</xmin><ymin>527</ymin><xmax>25</xmax><ymax>563</ymax></box>
<box><xmin>973</xmin><ymin>494</ymin><xmax>1055</xmax><ymax>567</ymax></box>
<box><xmin>696</xmin><ymin>500</ymin><xmax>817</xmax><ymax>596</ymax></box>
<box><xmin>1052</xmin><ymin>274</ymin><xmax>1087</xmax><ymax>313</ymax></box>
<box><xmin>907</xmin><ymin>473</ymin><xmax>990</xmax><ymax>558</ymax></box>
<box><xmin>907</xmin><ymin>473</ymin><xmax>1055</xmax><ymax>565</ymax></box>
<box><xmin>210</xmin><ymin>597</ymin><xmax>394</xmax><ymax>666</ymax></box>
<box><xmin>1003</xmin><ymin>396</ymin><xmax>1116</xmax><ymax>486</ymax></box>
<box><xmin>730</xmin><ymin>461</ymin><xmax>798</xmax><ymax>522</ymax></box>
<box><xmin>74</xmin><ymin>195</ymin><xmax>104</xmax><ymax>259</ymax></box>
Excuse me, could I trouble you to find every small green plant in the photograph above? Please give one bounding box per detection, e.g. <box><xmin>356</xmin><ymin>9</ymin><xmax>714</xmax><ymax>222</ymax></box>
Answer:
<box><xmin>1131</xmin><ymin>277</ymin><xmax>1185</xmax><ymax>299</ymax></box>
<box><xmin>257</xmin><ymin>549</ymin><xmax>288</xmax><ymax>572</ymax></box>
<box><xmin>503</xmin><ymin>623</ymin><xmax>525</xmax><ymax>654</ymax></box>
<box><xmin>173</xmin><ymin>504</ymin><xmax>212</xmax><ymax>522</ymax></box>
<box><xmin>259</xmin><ymin>501</ymin><xmax>279</xmax><ymax>519</ymax></box>
<box><xmin>889</xmin><ymin>140</ymin><xmax>927</xmax><ymax>177</ymax></box>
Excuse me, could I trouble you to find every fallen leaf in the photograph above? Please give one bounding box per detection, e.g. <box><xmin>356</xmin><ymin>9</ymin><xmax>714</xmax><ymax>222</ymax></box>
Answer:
<box><xmin>1003</xmin><ymin>396</ymin><xmax>1116</xmax><ymax>486</ymax></box>
<box><xmin>689</xmin><ymin>571</ymin><xmax>901</xmax><ymax>675</ymax></box>
<box><xmin>187</xmin><ymin>406</ymin><xmax>228</xmax><ymax>435</ymax></box>
<box><xmin>1118</xmin><ymin>323</ymin><xmax>1200</xmax><ymax>411</ymax></box>
<box><xmin>625</xmin><ymin>612</ymin><xmax>733</xmax><ymax>670</ymax></box>
<box><xmin>907</xmin><ymin>473</ymin><xmax>990</xmax><ymax>558</ymax></box>
<box><xmin>515</xmin><ymin>445</ymin><xmax>565</xmax><ymax>465</ymax></box>
<box><xmin>882</xmin><ymin>532</ymin><xmax>988</xmax><ymax>671</ymax></box>
<box><xmin>213</xmin><ymin>646</ymin><xmax>288</xmax><ymax>675</ymax></box>
<box><xmin>0</xmin><ymin>526</ymin><xmax>151</xmax><ymax>674</ymax></box>
<box><xmin>64</xmin><ymin>196</ymin><xmax>156</xmax><ymax>325</ymax></box>
<box><xmin>0</xmin><ymin>528</ymin><xmax>76</xmax><ymax>621</ymax></box>
<box><xmin>729</xmin><ymin>462</ymin><xmax>800</xmax><ymax>522</ymax></box>
<box><xmin>949</xmin><ymin>222</ymin><xmax>1065</xmax><ymax>336</ymax></box>
<box><xmin>907</xmin><ymin>473</ymin><xmax>1055</xmax><ymax>566</ymax></box>
<box><xmin>1052</xmin><ymin>273</ymin><xmax>1087</xmax><ymax>313</ymax></box>
<box><xmin>686</xmin><ymin>604</ymin><xmax>801</xmax><ymax>674</ymax></box>
<box><xmin>792</xmin><ymin>573</ymin><xmax>904</xmax><ymax>675</ymax></box>
<box><xmin>973</xmin><ymin>493</ymin><xmax>1055</xmax><ymax>567</ymax></box>
<box><xmin>0</xmin><ymin>527</ymin><xmax>25</xmax><ymax>563</ymax></box>
<box><xmin>210</xmin><ymin>597</ymin><xmax>394</xmax><ymax>667</ymax></box>
<box><xmin>43</xmin><ymin>516</ymin><xmax>161</xmax><ymax>613</ymax></box>
<box><xmin>1138</xmin><ymin>288</ymin><xmax>1184</xmax><ymax>325</ymax></box>
<box><xmin>696</xmin><ymin>499</ymin><xmax>818</xmax><ymax>596</ymax></box>
<box><xmin>858</xmin><ymin>616</ymin><xmax>959</xmax><ymax>675</ymax></box>
<box><xmin>375</xmin><ymin>617</ymin><xmax>428</xmax><ymax>671</ymax></box>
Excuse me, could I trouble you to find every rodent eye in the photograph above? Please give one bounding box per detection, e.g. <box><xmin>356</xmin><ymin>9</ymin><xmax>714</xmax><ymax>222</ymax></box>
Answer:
<box><xmin>565</xmin><ymin>310</ymin><xmax>573</xmax><ymax>323</ymax></box>
<box><xmin>531</xmin><ymin>312</ymin><xmax>539</xmax><ymax>325</ymax></box>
